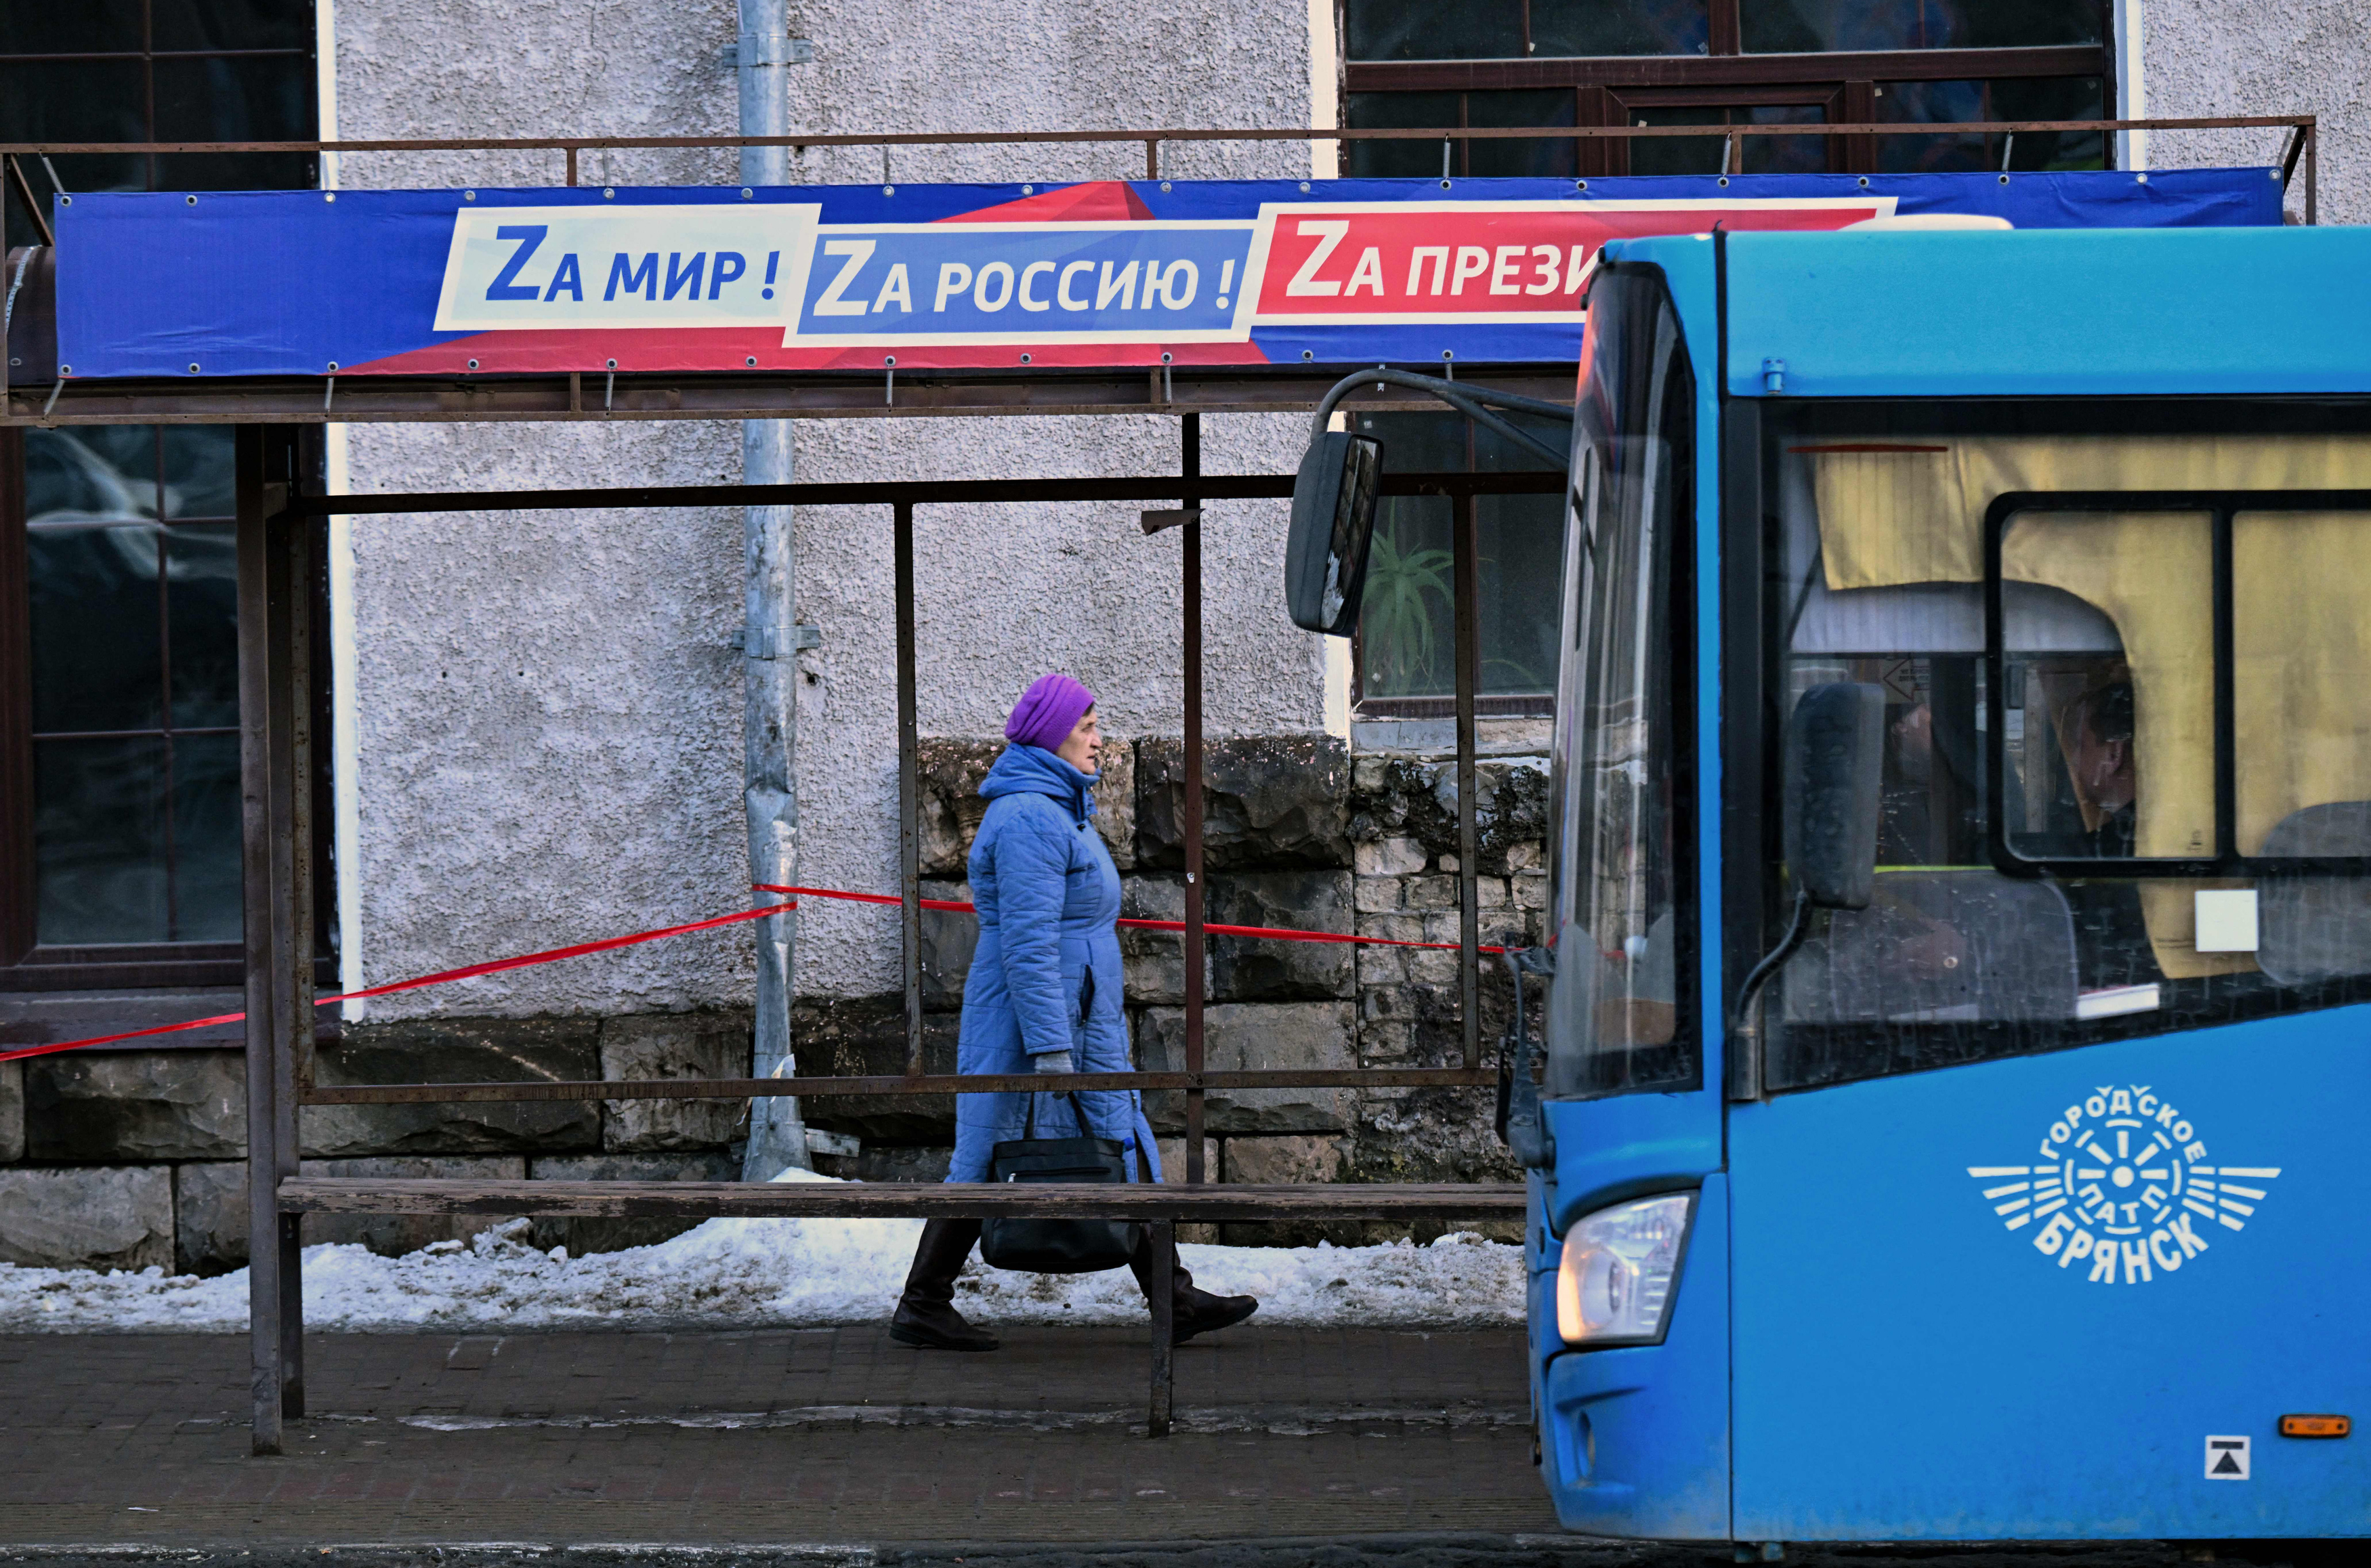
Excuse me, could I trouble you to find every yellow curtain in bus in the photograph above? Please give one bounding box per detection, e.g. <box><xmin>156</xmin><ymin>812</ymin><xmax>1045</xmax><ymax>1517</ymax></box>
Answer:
<box><xmin>1811</xmin><ymin>437</ymin><xmax>2371</xmax><ymax>592</ymax></box>
<box><xmin>2233</xmin><ymin>510</ymin><xmax>2371</xmax><ymax>853</ymax></box>
<box><xmin>1998</xmin><ymin>511</ymin><xmax>2241</xmax><ymax>979</ymax></box>
<box><xmin>1805</xmin><ymin>436</ymin><xmax>2371</xmax><ymax>980</ymax></box>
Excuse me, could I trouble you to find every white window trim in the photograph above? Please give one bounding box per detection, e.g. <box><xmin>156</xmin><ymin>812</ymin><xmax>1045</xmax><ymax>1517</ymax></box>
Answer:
<box><xmin>316</xmin><ymin>0</ymin><xmax>366</xmax><ymax>1016</ymax></box>
<box><xmin>2115</xmin><ymin>0</ymin><xmax>2147</xmax><ymax>171</ymax></box>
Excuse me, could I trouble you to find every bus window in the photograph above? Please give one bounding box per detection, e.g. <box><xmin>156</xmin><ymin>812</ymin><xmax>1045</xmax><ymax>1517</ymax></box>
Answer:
<box><xmin>1545</xmin><ymin>266</ymin><xmax>1694</xmax><ymax>1099</ymax></box>
<box><xmin>2235</xmin><ymin>508</ymin><xmax>2371</xmax><ymax>983</ymax></box>
<box><xmin>1761</xmin><ymin>415</ymin><xmax>2371</xmax><ymax>1090</ymax></box>
<box><xmin>1997</xmin><ymin>511</ymin><xmax>2215</xmax><ymax>873</ymax></box>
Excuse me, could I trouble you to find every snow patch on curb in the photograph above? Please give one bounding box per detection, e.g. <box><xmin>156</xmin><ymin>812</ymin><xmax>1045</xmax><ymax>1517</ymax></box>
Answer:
<box><xmin>0</xmin><ymin>1168</ymin><xmax>1524</xmax><ymax>1333</ymax></box>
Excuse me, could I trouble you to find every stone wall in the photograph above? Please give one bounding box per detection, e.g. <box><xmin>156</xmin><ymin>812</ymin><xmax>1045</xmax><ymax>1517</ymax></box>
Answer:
<box><xmin>0</xmin><ymin>736</ymin><xmax>1540</xmax><ymax>1269</ymax></box>
<box><xmin>0</xmin><ymin>1014</ymin><xmax>749</xmax><ymax>1275</ymax></box>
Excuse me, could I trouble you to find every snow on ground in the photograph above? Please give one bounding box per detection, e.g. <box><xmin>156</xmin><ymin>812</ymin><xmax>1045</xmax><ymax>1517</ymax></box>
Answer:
<box><xmin>0</xmin><ymin>1170</ymin><xmax>1524</xmax><ymax>1334</ymax></box>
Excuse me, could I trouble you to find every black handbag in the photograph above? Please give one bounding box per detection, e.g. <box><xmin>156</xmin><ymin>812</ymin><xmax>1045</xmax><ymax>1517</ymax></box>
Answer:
<box><xmin>980</xmin><ymin>1090</ymin><xmax>1143</xmax><ymax>1275</ymax></box>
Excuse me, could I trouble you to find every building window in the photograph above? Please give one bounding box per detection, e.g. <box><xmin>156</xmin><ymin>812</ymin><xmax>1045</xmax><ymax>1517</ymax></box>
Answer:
<box><xmin>1341</xmin><ymin>0</ymin><xmax>2113</xmax><ymax>178</ymax></box>
<box><xmin>1339</xmin><ymin>0</ymin><xmax>2114</xmax><ymax>715</ymax></box>
<box><xmin>1351</xmin><ymin>411</ymin><xmax>1568</xmax><ymax>716</ymax></box>
<box><xmin>1737</xmin><ymin>1</ymin><xmax>2101</xmax><ymax>54</ymax></box>
<box><xmin>1</xmin><ymin>2</ymin><xmax>318</xmax><ymax>242</ymax></box>
<box><xmin>16</xmin><ymin>429</ymin><xmax>242</xmax><ymax>948</ymax></box>
<box><xmin>2</xmin><ymin>3</ymin><xmax>319</xmax><ymax>986</ymax></box>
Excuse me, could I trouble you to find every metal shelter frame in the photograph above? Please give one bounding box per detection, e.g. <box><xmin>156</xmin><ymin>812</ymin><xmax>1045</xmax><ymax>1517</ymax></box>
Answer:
<box><xmin>0</xmin><ymin>117</ymin><xmax>2318</xmax><ymax>1456</ymax></box>
<box><xmin>224</xmin><ymin>427</ymin><xmax>1546</xmax><ymax>1454</ymax></box>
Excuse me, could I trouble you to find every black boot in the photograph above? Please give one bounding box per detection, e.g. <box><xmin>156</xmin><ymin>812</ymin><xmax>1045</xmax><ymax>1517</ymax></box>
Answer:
<box><xmin>1131</xmin><ymin>1232</ymin><xmax>1258</xmax><ymax>1345</ymax></box>
<box><xmin>891</xmin><ymin>1219</ymin><xmax>1000</xmax><ymax>1351</ymax></box>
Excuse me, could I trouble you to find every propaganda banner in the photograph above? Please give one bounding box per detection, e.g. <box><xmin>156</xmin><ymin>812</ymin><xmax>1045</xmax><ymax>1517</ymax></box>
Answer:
<box><xmin>52</xmin><ymin>169</ymin><xmax>2280</xmax><ymax>377</ymax></box>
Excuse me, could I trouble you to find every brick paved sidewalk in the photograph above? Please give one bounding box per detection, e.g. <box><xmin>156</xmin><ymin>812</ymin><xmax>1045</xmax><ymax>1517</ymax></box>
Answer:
<box><xmin>0</xmin><ymin>1328</ymin><xmax>1555</xmax><ymax>1547</ymax></box>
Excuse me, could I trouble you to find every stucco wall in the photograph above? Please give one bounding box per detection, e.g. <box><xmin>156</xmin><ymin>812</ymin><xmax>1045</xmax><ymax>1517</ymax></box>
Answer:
<box><xmin>322</xmin><ymin>0</ymin><xmax>2370</xmax><ymax>1021</ymax></box>
<box><xmin>786</xmin><ymin>415</ymin><xmax>1326</xmax><ymax>1001</ymax></box>
<box><xmin>2143</xmin><ymin>0</ymin><xmax>2368</xmax><ymax>225</ymax></box>
<box><xmin>333</xmin><ymin>0</ymin><xmax>1323</xmax><ymax>1015</ymax></box>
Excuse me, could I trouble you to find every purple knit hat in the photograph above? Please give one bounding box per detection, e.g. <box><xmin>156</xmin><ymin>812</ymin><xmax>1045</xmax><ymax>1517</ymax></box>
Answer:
<box><xmin>1005</xmin><ymin>673</ymin><xmax>1097</xmax><ymax>753</ymax></box>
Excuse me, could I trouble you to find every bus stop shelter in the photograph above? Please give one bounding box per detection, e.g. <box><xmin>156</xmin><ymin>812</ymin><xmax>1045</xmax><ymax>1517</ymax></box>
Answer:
<box><xmin>0</xmin><ymin>116</ymin><xmax>2313</xmax><ymax>1456</ymax></box>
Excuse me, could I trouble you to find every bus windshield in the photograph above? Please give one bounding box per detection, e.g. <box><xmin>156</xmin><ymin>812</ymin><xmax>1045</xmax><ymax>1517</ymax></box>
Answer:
<box><xmin>1763</xmin><ymin>401</ymin><xmax>2371</xmax><ymax>1090</ymax></box>
<box><xmin>1545</xmin><ymin>266</ymin><xmax>1696</xmax><ymax>1099</ymax></box>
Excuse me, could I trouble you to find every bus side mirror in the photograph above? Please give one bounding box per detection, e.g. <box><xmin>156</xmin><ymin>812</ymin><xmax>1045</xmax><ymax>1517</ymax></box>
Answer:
<box><xmin>1284</xmin><ymin>430</ymin><xmax>1384</xmax><ymax>635</ymax></box>
<box><xmin>1784</xmin><ymin>682</ymin><xmax>1885</xmax><ymax>911</ymax></box>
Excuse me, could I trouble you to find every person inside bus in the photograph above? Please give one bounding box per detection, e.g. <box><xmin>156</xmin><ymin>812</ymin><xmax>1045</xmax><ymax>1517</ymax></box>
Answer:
<box><xmin>2051</xmin><ymin>677</ymin><xmax>2162</xmax><ymax>992</ymax></box>
<box><xmin>2063</xmin><ymin>681</ymin><xmax>2137</xmax><ymax>858</ymax></box>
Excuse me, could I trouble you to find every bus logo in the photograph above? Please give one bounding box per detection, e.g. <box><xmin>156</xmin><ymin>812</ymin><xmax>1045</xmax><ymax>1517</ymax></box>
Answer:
<box><xmin>1966</xmin><ymin>1084</ymin><xmax>2280</xmax><ymax>1285</ymax></box>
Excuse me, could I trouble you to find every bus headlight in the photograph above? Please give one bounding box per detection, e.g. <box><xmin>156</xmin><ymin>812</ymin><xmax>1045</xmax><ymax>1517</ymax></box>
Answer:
<box><xmin>1555</xmin><ymin>1191</ymin><xmax>1694</xmax><ymax>1345</ymax></box>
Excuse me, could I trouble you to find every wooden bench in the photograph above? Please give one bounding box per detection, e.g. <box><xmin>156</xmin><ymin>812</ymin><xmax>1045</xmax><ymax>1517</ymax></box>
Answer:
<box><xmin>278</xmin><ymin>1177</ymin><xmax>1526</xmax><ymax>1222</ymax></box>
<box><xmin>277</xmin><ymin>1177</ymin><xmax>1528</xmax><ymax>1435</ymax></box>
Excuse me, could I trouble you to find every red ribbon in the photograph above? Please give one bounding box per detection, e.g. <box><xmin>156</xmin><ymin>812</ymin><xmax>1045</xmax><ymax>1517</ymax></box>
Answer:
<box><xmin>751</xmin><ymin>884</ymin><xmax>1501</xmax><ymax>954</ymax></box>
<box><xmin>0</xmin><ymin>902</ymin><xmax>793</xmax><ymax>1065</ymax></box>
<box><xmin>6</xmin><ymin>881</ymin><xmax>1504</xmax><ymax>1064</ymax></box>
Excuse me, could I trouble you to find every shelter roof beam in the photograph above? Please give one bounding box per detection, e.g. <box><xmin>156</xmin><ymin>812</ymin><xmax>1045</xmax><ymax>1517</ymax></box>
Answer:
<box><xmin>5</xmin><ymin>373</ymin><xmax>1576</xmax><ymax>427</ymax></box>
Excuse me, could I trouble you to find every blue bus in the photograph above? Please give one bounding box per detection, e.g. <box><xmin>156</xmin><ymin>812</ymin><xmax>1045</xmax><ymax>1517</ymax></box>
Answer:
<box><xmin>1290</xmin><ymin>224</ymin><xmax>2371</xmax><ymax>1548</ymax></box>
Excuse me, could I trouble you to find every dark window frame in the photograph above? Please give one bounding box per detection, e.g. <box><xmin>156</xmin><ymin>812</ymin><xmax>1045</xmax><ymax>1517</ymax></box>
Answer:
<box><xmin>26</xmin><ymin>429</ymin><xmax>241</xmax><ymax>942</ymax></box>
<box><xmin>1338</xmin><ymin>0</ymin><xmax>2117</xmax><ymax>177</ymax></box>
<box><xmin>1738</xmin><ymin>397</ymin><xmax>2371</xmax><ymax>1097</ymax></box>
<box><xmin>1</xmin><ymin>0</ymin><xmax>320</xmax><ymax>253</ymax></box>
<box><xmin>1351</xmin><ymin>412</ymin><xmax>1566</xmax><ymax>719</ymax></box>
<box><xmin>0</xmin><ymin>423</ymin><xmax>337</xmax><ymax>995</ymax></box>
<box><xmin>3</xmin><ymin>3</ymin><xmax>327</xmax><ymax>993</ymax></box>
<box><xmin>0</xmin><ymin>429</ymin><xmax>28</xmax><ymax>970</ymax></box>
<box><xmin>1984</xmin><ymin>490</ymin><xmax>2371</xmax><ymax>881</ymax></box>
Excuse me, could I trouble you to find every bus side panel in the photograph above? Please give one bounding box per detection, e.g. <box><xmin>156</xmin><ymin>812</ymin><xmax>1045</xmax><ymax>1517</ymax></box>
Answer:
<box><xmin>1729</xmin><ymin>1007</ymin><xmax>2371</xmax><ymax>1541</ymax></box>
<box><xmin>1539</xmin><ymin>1174</ymin><xmax>1732</xmax><ymax>1539</ymax></box>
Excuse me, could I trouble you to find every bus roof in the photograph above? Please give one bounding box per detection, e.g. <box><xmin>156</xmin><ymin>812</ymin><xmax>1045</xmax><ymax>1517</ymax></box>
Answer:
<box><xmin>1608</xmin><ymin>225</ymin><xmax>2371</xmax><ymax>402</ymax></box>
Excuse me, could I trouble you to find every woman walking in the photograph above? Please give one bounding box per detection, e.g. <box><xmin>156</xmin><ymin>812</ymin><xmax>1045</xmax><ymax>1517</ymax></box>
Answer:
<box><xmin>890</xmin><ymin>673</ymin><xmax>1259</xmax><ymax>1352</ymax></box>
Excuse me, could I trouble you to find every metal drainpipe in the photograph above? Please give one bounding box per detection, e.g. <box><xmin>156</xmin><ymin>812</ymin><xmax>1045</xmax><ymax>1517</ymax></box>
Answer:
<box><xmin>737</xmin><ymin>0</ymin><xmax>811</xmax><ymax>1179</ymax></box>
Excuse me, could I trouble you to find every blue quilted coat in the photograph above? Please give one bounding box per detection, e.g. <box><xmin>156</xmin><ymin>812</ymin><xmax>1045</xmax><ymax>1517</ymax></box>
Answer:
<box><xmin>947</xmin><ymin>744</ymin><xmax>1162</xmax><ymax>1184</ymax></box>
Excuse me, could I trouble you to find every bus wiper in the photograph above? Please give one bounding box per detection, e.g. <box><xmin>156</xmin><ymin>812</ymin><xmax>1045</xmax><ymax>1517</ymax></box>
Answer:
<box><xmin>1496</xmin><ymin>942</ymin><xmax>1557</xmax><ymax>1169</ymax></box>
